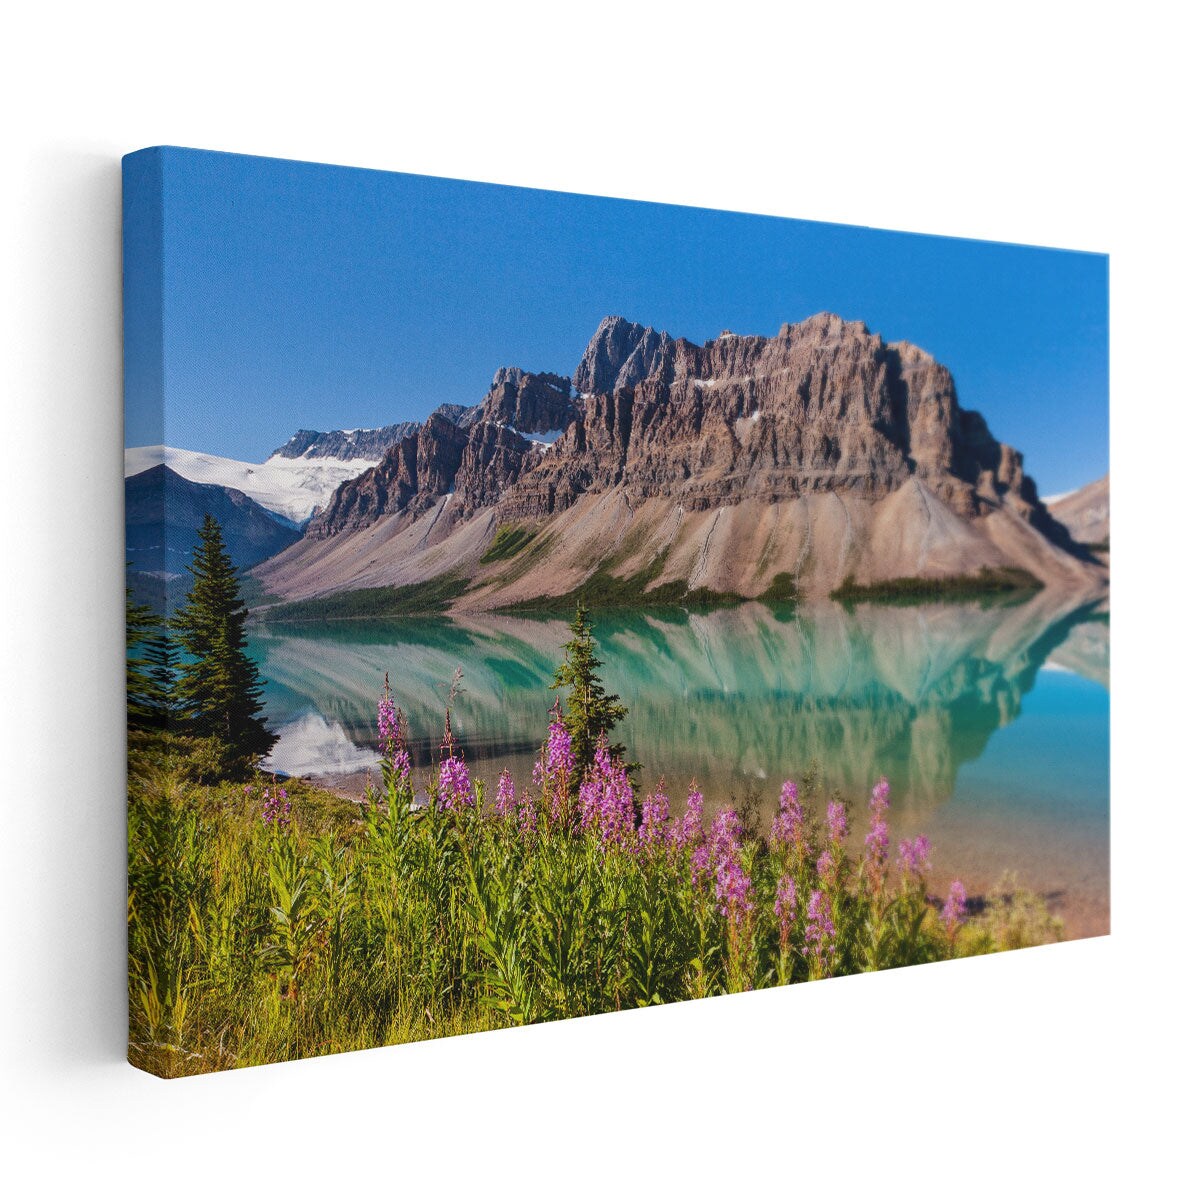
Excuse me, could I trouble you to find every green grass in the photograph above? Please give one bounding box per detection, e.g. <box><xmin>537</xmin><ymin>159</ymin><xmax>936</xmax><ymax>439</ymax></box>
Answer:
<box><xmin>127</xmin><ymin>728</ymin><xmax>1063</xmax><ymax>1077</ymax></box>
<box><xmin>831</xmin><ymin>567</ymin><xmax>1044</xmax><ymax>605</ymax></box>
<box><xmin>480</xmin><ymin>524</ymin><xmax>537</xmax><ymax>564</ymax></box>
<box><xmin>258</xmin><ymin>573</ymin><xmax>469</xmax><ymax>621</ymax></box>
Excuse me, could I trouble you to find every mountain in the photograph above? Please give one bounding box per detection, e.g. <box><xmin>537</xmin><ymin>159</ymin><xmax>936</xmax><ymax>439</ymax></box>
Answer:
<box><xmin>124</xmin><ymin>444</ymin><xmax>382</xmax><ymax>526</ymax></box>
<box><xmin>271</xmin><ymin>407</ymin><xmax>482</xmax><ymax>462</ymax></box>
<box><xmin>306</xmin><ymin>367</ymin><xmax>575</xmax><ymax>537</ymax></box>
<box><xmin>253</xmin><ymin>313</ymin><xmax>1107</xmax><ymax>609</ymax></box>
<box><xmin>126</xmin><ymin>464</ymin><xmax>302</xmax><ymax>610</ymax></box>
<box><xmin>271</xmin><ymin>425</ymin><xmax>421</xmax><ymax>461</ymax></box>
<box><xmin>1048</xmin><ymin>474</ymin><xmax>1109</xmax><ymax>549</ymax></box>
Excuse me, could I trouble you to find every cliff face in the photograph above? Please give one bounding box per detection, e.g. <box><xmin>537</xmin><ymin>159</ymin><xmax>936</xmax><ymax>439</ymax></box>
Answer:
<box><xmin>307</xmin><ymin>369</ymin><xmax>576</xmax><ymax>537</ymax></box>
<box><xmin>503</xmin><ymin>313</ymin><xmax>1041</xmax><ymax>523</ymax></box>
<box><xmin>255</xmin><ymin>313</ymin><xmax>1106</xmax><ymax>607</ymax></box>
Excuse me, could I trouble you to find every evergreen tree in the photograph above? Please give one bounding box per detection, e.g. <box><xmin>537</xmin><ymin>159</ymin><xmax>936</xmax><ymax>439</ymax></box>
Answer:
<box><xmin>142</xmin><ymin>630</ymin><xmax>181</xmax><ymax>729</ymax></box>
<box><xmin>170</xmin><ymin>515</ymin><xmax>275</xmax><ymax>767</ymax></box>
<box><xmin>550</xmin><ymin>601</ymin><xmax>628</xmax><ymax>788</ymax></box>
<box><xmin>126</xmin><ymin>585</ymin><xmax>162</xmax><ymax>730</ymax></box>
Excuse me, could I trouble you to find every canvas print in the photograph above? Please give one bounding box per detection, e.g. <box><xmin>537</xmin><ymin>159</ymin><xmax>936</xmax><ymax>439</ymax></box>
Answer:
<box><xmin>124</xmin><ymin>147</ymin><xmax>1109</xmax><ymax>1077</ymax></box>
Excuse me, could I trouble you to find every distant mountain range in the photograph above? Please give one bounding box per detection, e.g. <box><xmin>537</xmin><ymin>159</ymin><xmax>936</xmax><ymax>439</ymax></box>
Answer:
<box><xmin>126</xmin><ymin>312</ymin><xmax>1108</xmax><ymax>615</ymax></box>
<box><xmin>252</xmin><ymin>313</ymin><xmax>1108</xmax><ymax>611</ymax></box>
<box><xmin>124</xmin><ymin>443</ymin><xmax>382</xmax><ymax>526</ymax></box>
<box><xmin>125</xmin><ymin>464</ymin><xmax>301</xmax><ymax>611</ymax></box>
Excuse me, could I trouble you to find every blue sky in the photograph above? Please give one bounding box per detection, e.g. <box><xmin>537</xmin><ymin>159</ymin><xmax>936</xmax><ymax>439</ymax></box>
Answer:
<box><xmin>125</xmin><ymin>147</ymin><xmax>1108</xmax><ymax>495</ymax></box>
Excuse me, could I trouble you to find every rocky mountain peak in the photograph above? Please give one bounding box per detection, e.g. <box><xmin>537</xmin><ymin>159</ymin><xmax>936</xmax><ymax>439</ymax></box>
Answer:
<box><xmin>573</xmin><ymin>315</ymin><xmax>674</xmax><ymax>395</ymax></box>
<box><xmin>482</xmin><ymin>367</ymin><xmax>575</xmax><ymax>433</ymax></box>
<box><xmin>271</xmin><ymin>423</ymin><xmax>420</xmax><ymax>462</ymax></box>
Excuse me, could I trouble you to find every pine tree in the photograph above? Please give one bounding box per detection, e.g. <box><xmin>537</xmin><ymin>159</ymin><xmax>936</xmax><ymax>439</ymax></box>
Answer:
<box><xmin>142</xmin><ymin>630</ymin><xmax>181</xmax><ymax>729</ymax></box>
<box><xmin>126</xmin><ymin>585</ymin><xmax>162</xmax><ymax>730</ymax></box>
<box><xmin>550</xmin><ymin>601</ymin><xmax>628</xmax><ymax>788</ymax></box>
<box><xmin>170</xmin><ymin>515</ymin><xmax>275</xmax><ymax>767</ymax></box>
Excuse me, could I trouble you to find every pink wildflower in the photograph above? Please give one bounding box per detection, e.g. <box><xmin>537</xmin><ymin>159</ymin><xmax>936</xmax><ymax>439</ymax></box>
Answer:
<box><xmin>816</xmin><ymin>848</ymin><xmax>836</xmax><ymax>888</ymax></box>
<box><xmin>437</xmin><ymin>756</ymin><xmax>472</xmax><ymax>812</ymax></box>
<box><xmin>864</xmin><ymin>776</ymin><xmax>891</xmax><ymax>887</ymax></box>
<box><xmin>638</xmin><ymin>780</ymin><xmax>671</xmax><ymax>850</ymax></box>
<box><xmin>770</xmin><ymin>779</ymin><xmax>806</xmax><ymax>853</ymax></box>
<box><xmin>493</xmin><ymin>769</ymin><xmax>516</xmax><ymax>817</ymax></box>
<box><xmin>826</xmin><ymin>800</ymin><xmax>848</xmax><ymax>844</ymax></box>
<box><xmin>898</xmin><ymin>834</ymin><xmax>931</xmax><ymax>876</ymax></box>
<box><xmin>517</xmin><ymin>787</ymin><xmax>537</xmax><ymax>838</ymax></box>
<box><xmin>775</xmin><ymin>874</ymin><xmax>798</xmax><ymax>949</ymax></box>
<box><xmin>261</xmin><ymin>783</ymin><xmax>291</xmax><ymax>830</ymax></box>
<box><xmin>804</xmin><ymin>888</ymin><xmax>836</xmax><ymax>977</ymax></box>
<box><xmin>942</xmin><ymin>880</ymin><xmax>968</xmax><ymax>938</ymax></box>
<box><xmin>693</xmin><ymin>807</ymin><xmax>754</xmax><ymax>926</ymax></box>
<box><xmin>578</xmin><ymin>737</ymin><xmax>635</xmax><ymax>846</ymax></box>
<box><xmin>671</xmin><ymin>785</ymin><xmax>705</xmax><ymax>849</ymax></box>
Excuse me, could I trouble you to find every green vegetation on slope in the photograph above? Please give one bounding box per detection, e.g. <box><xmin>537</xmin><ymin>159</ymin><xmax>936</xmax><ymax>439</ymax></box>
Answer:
<box><xmin>260</xmin><ymin>574</ymin><xmax>470</xmax><ymax>621</ymax></box>
<box><xmin>831</xmin><ymin>567</ymin><xmax>1043</xmax><ymax>605</ymax></box>
<box><xmin>480</xmin><ymin>524</ymin><xmax>537</xmax><ymax>564</ymax></box>
<box><xmin>501</xmin><ymin>550</ymin><xmax>744</xmax><ymax>614</ymax></box>
<box><xmin>757</xmin><ymin>572</ymin><xmax>799</xmax><ymax>603</ymax></box>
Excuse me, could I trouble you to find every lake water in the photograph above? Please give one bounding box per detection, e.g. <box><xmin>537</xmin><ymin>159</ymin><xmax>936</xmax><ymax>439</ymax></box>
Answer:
<box><xmin>249</xmin><ymin>593</ymin><xmax>1110</xmax><ymax>936</ymax></box>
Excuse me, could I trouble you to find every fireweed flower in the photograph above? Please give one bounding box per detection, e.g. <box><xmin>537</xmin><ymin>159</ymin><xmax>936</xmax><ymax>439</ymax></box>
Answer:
<box><xmin>579</xmin><ymin>738</ymin><xmax>635</xmax><ymax>845</ymax></box>
<box><xmin>493</xmin><ymin>769</ymin><xmax>516</xmax><ymax>817</ymax></box>
<box><xmin>804</xmin><ymin>888</ymin><xmax>836</xmax><ymax>977</ymax></box>
<box><xmin>517</xmin><ymin>787</ymin><xmax>537</xmax><ymax>838</ymax></box>
<box><xmin>864</xmin><ymin>776</ymin><xmax>891</xmax><ymax>888</ymax></box>
<box><xmin>898</xmin><ymin>835</ymin><xmax>931</xmax><ymax>877</ymax></box>
<box><xmin>775</xmin><ymin>874</ymin><xmax>798</xmax><ymax>948</ymax></box>
<box><xmin>546</xmin><ymin>718</ymin><xmax>575</xmax><ymax>780</ymax></box>
<box><xmin>437</xmin><ymin>756</ymin><xmax>473</xmax><ymax>812</ymax></box>
<box><xmin>671</xmin><ymin>785</ymin><xmax>705</xmax><ymax>849</ymax></box>
<box><xmin>377</xmin><ymin>683</ymin><xmax>409</xmax><ymax>768</ymax></box>
<box><xmin>693</xmin><ymin>807</ymin><xmax>754</xmax><ymax>925</ymax></box>
<box><xmin>261</xmin><ymin>784</ymin><xmax>291</xmax><ymax>830</ymax></box>
<box><xmin>871</xmin><ymin>777</ymin><xmax>891</xmax><ymax>812</ymax></box>
<box><xmin>816</xmin><ymin>848</ymin><xmax>836</xmax><ymax>888</ymax></box>
<box><xmin>389</xmin><ymin>747</ymin><xmax>412</xmax><ymax>787</ymax></box>
<box><xmin>770</xmin><ymin>779</ymin><xmax>806</xmax><ymax>853</ymax></box>
<box><xmin>826</xmin><ymin>800</ymin><xmax>848</xmax><ymax>844</ymax></box>
<box><xmin>942</xmin><ymin>879</ymin><xmax>968</xmax><ymax>938</ymax></box>
<box><xmin>638</xmin><ymin>781</ymin><xmax>671</xmax><ymax>850</ymax></box>
<box><xmin>534</xmin><ymin>714</ymin><xmax>576</xmax><ymax>826</ymax></box>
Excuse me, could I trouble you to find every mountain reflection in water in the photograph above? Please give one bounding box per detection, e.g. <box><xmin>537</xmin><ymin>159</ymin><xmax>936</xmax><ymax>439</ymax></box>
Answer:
<box><xmin>251</xmin><ymin>593</ymin><xmax>1107</xmax><ymax>815</ymax></box>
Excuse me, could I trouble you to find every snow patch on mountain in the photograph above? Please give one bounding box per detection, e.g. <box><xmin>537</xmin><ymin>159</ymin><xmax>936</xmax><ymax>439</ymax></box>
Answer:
<box><xmin>124</xmin><ymin>445</ymin><xmax>378</xmax><ymax>525</ymax></box>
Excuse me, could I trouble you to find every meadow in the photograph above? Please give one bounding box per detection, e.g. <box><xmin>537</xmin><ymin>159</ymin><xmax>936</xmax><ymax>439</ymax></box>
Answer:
<box><xmin>127</xmin><ymin>689</ymin><xmax>1063</xmax><ymax>1076</ymax></box>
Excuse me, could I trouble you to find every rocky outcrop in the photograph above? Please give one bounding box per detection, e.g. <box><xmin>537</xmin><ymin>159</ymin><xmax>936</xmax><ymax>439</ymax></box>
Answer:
<box><xmin>504</xmin><ymin>313</ymin><xmax>1050</xmax><ymax>525</ymax></box>
<box><xmin>255</xmin><ymin>313</ymin><xmax>1107</xmax><ymax>607</ymax></box>
<box><xmin>307</xmin><ymin>414</ymin><xmax>469</xmax><ymax>536</ymax></box>
<box><xmin>481</xmin><ymin>367</ymin><xmax>575</xmax><ymax>433</ymax></box>
<box><xmin>307</xmin><ymin>369</ymin><xmax>576</xmax><ymax>537</ymax></box>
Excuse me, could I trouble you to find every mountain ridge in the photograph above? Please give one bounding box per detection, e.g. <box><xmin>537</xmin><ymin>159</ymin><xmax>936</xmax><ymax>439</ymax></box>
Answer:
<box><xmin>248</xmin><ymin>312</ymin><xmax>1107</xmax><ymax>610</ymax></box>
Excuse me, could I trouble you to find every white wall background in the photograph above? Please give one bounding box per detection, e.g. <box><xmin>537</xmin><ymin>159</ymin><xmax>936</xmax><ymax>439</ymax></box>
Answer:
<box><xmin>2</xmin><ymin>2</ymin><xmax>1195</xmax><ymax>1193</ymax></box>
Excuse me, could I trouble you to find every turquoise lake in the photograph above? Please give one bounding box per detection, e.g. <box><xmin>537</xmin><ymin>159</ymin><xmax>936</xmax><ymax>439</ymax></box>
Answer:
<box><xmin>248</xmin><ymin>592</ymin><xmax>1110</xmax><ymax>936</ymax></box>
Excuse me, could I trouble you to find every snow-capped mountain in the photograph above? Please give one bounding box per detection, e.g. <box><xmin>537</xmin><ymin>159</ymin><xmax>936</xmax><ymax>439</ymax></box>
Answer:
<box><xmin>124</xmin><ymin>444</ymin><xmax>381</xmax><ymax>526</ymax></box>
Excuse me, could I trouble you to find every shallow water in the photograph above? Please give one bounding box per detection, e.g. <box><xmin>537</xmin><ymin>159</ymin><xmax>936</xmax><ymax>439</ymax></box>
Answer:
<box><xmin>249</xmin><ymin>593</ymin><xmax>1109</xmax><ymax>936</ymax></box>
